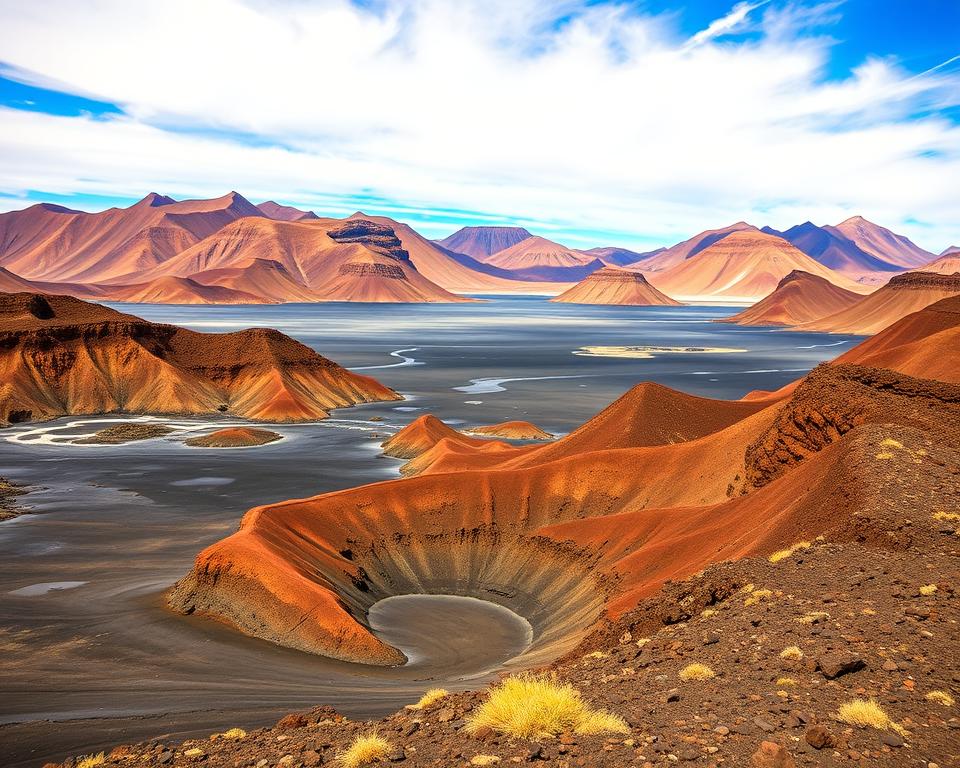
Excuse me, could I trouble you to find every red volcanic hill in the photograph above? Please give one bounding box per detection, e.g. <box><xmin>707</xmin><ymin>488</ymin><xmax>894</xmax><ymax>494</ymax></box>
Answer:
<box><xmin>438</xmin><ymin>226</ymin><xmax>533</xmax><ymax>259</ymax></box>
<box><xmin>0</xmin><ymin>292</ymin><xmax>399</xmax><ymax>426</ymax></box>
<box><xmin>832</xmin><ymin>295</ymin><xmax>960</xmax><ymax>382</ymax></box>
<box><xmin>168</xmin><ymin>359</ymin><xmax>960</xmax><ymax>664</ymax></box>
<box><xmin>0</xmin><ymin>192</ymin><xmax>264</xmax><ymax>283</ymax></box>
<box><xmin>648</xmin><ymin>230</ymin><xmax>867</xmax><ymax>301</ymax></box>
<box><xmin>802</xmin><ymin>271</ymin><xmax>960</xmax><ymax>335</ymax></box>
<box><xmin>628</xmin><ymin>222</ymin><xmax>757</xmax><ymax>272</ymax></box>
<box><xmin>256</xmin><ymin>201</ymin><xmax>318</xmax><ymax>221</ymax></box>
<box><xmin>550</xmin><ymin>266</ymin><xmax>682</xmax><ymax>306</ymax></box>
<box><xmin>829</xmin><ymin>215</ymin><xmax>934</xmax><ymax>269</ymax></box>
<box><xmin>484</xmin><ymin>236</ymin><xmax>597</xmax><ymax>270</ymax></box>
<box><xmin>719</xmin><ymin>270</ymin><xmax>861</xmax><ymax>327</ymax></box>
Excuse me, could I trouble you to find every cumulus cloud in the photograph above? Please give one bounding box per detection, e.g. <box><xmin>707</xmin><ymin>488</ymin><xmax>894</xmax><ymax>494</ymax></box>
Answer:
<box><xmin>0</xmin><ymin>0</ymin><xmax>957</xmax><ymax>250</ymax></box>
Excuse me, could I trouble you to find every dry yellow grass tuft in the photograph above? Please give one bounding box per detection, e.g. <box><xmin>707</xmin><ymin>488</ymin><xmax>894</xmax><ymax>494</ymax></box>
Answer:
<box><xmin>465</xmin><ymin>674</ymin><xmax>629</xmax><ymax>739</ymax></box>
<box><xmin>779</xmin><ymin>646</ymin><xmax>804</xmax><ymax>660</ymax></box>
<box><xmin>700</xmin><ymin>608</ymin><xmax>717</xmax><ymax>618</ymax></box>
<box><xmin>336</xmin><ymin>732</ymin><xmax>392</xmax><ymax>768</ymax></box>
<box><xmin>744</xmin><ymin>588</ymin><xmax>774</xmax><ymax>607</ymax></box>
<box><xmin>776</xmin><ymin>677</ymin><xmax>798</xmax><ymax>686</ymax></box>
<box><xmin>76</xmin><ymin>754</ymin><xmax>105</xmax><ymax>768</ymax></box>
<box><xmin>933</xmin><ymin>511</ymin><xmax>960</xmax><ymax>522</ymax></box>
<box><xmin>470</xmin><ymin>757</ymin><xmax>501</xmax><ymax>766</ymax></box>
<box><xmin>926</xmin><ymin>690</ymin><xmax>955</xmax><ymax>707</ymax></box>
<box><xmin>880</xmin><ymin>438</ymin><xmax>903</xmax><ymax>449</ymax></box>
<box><xmin>796</xmin><ymin>611</ymin><xmax>830</xmax><ymax>624</ymax></box>
<box><xmin>679</xmin><ymin>663</ymin><xmax>716</xmax><ymax>681</ymax></box>
<box><xmin>919</xmin><ymin>584</ymin><xmax>938</xmax><ymax>596</ymax></box>
<box><xmin>222</xmin><ymin>728</ymin><xmax>247</xmax><ymax>740</ymax></box>
<box><xmin>837</xmin><ymin>699</ymin><xmax>905</xmax><ymax>734</ymax></box>
<box><xmin>583</xmin><ymin>650</ymin><xmax>608</xmax><ymax>660</ymax></box>
<box><xmin>768</xmin><ymin>541</ymin><xmax>811</xmax><ymax>563</ymax></box>
<box><xmin>412</xmin><ymin>688</ymin><xmax>448</xmax><ymax>709</ymax></box>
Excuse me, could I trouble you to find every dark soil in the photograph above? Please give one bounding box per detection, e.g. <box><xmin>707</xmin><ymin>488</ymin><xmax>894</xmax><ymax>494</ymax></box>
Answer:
<box><xmin>73</xmin><ymin>424</ymin><xmax>175</xmax><ymax>444</ymax></box>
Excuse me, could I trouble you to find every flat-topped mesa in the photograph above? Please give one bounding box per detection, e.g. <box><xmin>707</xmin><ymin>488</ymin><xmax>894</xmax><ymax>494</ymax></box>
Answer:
<box><xmin>885</xmin><ymin>270</ymin><xmax>960</xmax><ymax>290</ymax></box>
<box><xmin>0</xmin><ymin>292</ymin><xmax>400</xmax><ymax>426</ymax></box>
<box><xmin>326</xmin><ymin>219</ymin><xmax>410</xmax><ymax>262</ymax></box>
<box><xmin>550</xmin><ymin>266</ymin><xmax>682</xmax><ymax>306</ymax></box>
<box><xmin>168</xmin><ymin>358</ymin><xmax>960</xmax><ymax>668</ymax></box>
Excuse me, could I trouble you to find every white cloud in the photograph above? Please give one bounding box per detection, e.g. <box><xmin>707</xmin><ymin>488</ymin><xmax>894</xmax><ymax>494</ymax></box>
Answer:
<box><xmin>0</xmin><ymin>0</ymin><xmax>957</xmax><ymax>251</ymax></box>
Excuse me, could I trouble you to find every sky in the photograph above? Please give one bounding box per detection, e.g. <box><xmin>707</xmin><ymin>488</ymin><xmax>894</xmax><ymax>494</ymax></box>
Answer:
<box><xmin>0</xmin><ymin>0</ymin><xmax>958</xmax><ymax>253</ymax></box>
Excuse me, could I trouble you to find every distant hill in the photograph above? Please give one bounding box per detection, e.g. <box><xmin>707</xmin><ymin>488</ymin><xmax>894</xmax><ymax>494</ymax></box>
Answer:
<box><xmin>438</xmin><ymin>226</ymin><xmax>533</xmax><ymax>259</ymax></box>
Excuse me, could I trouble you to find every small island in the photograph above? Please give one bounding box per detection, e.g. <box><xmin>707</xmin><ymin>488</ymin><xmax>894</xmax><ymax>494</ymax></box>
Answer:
<box><xmin>74</xmin><ymin>424</ymin><xmax>175</xmax><ymax>444</ymax></box>
<box><xmin>185</xmin><ymin>427</ymin><xmax>283</xmax><ymax>448</ymax></box>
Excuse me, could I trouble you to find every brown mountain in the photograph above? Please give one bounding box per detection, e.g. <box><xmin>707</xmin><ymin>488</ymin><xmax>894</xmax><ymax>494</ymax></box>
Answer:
<box><xmin>802</xmin><ymin>271</ymin><xmax>960</xmax><ymax>335</ymax></box>
<box><xmin>0</xmin><ymin>292</ymin><xmax>399</xmax><ymax>426</ymax></box>
<box><xmin>629</xmin><ymin>222</ymin><xmax>757</xmax><ymax>272</ymax></box>
<box><xmin>102</xmin><ymin>275</ymin><xmax>270</xmax><ymax>305</ymax></box>
<box><xmin>256</xmin><ymin>201</ymin><xmax>319</xmax><ymax>221</ymax></box>
<box><xmin>648</xmin><ymin>230</ymin><xmax>867</xmax><ymax>301</ymax></box>
<box><xmin>918</xmin><ymin>253</ymin><xmax>960</xmax><ymax>276</ymax></box>
<box><xmin>829</xmin><ymin>216</ymin><xmax>934</xmax><ymax>269</ymax></box>
<box><xmin>550</xmin><ymin>266</ymin><xmax>682</xmax><ymax>305</ymax></box>
<box><xmin>719</xmin><ymin>270</ymin><xmax>861</xmax><ymax>327</ymax></box>
<box><xmin>484</xmin><ymin>236</ymin><xmax>597</xmax><ymax>270</ymax></box>
<box><xmin>0</xmin><ymin>192</ymin><xmax>264</xmax><ymax>283</ymax></box>
<box><xmin>833</xmin><ymin>295</ymin><xmax>960</xmax><ymax>383</ymax></box>
<box><xmin>190</xmin><ymin>258</ymin><xmax>322</xmax><ymax>303</ymax></box>
<box><xmin>438</xmin><ymin>226</ymin><xmax>533</xmax><ymax>259</ymax></box>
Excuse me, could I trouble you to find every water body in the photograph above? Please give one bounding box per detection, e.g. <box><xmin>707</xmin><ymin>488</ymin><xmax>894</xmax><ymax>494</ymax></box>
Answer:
<box><xmin>0</xmin><ymin>298</ymin><xmax>863</xmax><ymax>766</ymax></box>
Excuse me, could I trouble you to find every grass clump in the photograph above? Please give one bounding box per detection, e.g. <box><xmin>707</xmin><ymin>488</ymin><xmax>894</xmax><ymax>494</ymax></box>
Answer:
<box><xmin>779</xmin><ymin>645</ymin><xmax>804</xmax><ymax>660</ymax></box>
<box><xmin>926</xmin><ymin>690</ymin><xmax>955</xmax><ymax>707</ymax></box>
<box><xmin>744</xmin><ymin>588</ymin><xmax>774</xmax><ymax>606</ymax></box>
<box><xmin>796</xmin><ymin>611</ymin><xmax>830</xmax><ymax>624</ymax></box>
<box><xmin>336</xmin><ymin>732</ymin><xmax>392</xmax><ymax>768</ymax></box>
<box><xmin>76</xmin><ymin>755</ymin><xmax>105</xmax><ymax>768</ymax></box>
<box><xmin>465</xmin><ymin>674</ymin><xmax>629</xmax><ymax>739</ymax></box>
<box><xmin>919</xmin><ymin>584</ymin><xmax>938</xmax><ymax>596</ymax></box>
<box><xmin>679</xmin><ymin>663</ymin><xmax>716</xmax><ymax>681</ymax></box>
<box><xmin>768</xmin><ymin>541</ymin><xmax>811</xmax><ymax>563</ymax></box>
<box><xmin>412</xmin><ymin>688</ymin><xmax>448</xmax><ymax>709</ymax></box>
<box><xmin>837</xmin><ymin>699</ymin><xmax>905</xmax><ymax>735</ymax></box>
<box><xmin>776</xmin><ymin>677</ymin><xmax>798</xmax><ymax>686</ymax></box>
<box><xmin>933</xmin><ymin>511</ymin><xmax>960</xmax><ymax>522</ymax></box>
<box><xmin>880</xmin><ymin>438</ymin><xmax>903</xmax><ymax>449</ymax></box>
<box><xmin>222</xmin><ymin>728</ymin><xmax>246</xmax><ymax>740</ymax></box>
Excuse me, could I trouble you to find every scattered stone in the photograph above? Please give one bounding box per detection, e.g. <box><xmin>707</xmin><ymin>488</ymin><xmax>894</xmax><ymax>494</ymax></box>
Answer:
<box><xmin>804</xmin><ymin>725</ymin><xmax>835</xmax><ymax>750</ymax></box>
<box><xmin>817</xmin><ymin>651</ymin><xmax>866</xmax><ymax>679</ymax></box>
<box><xmin>750</xmin><ymin>741</ymin><xmax>795</xmax><ymax>768</ymax></box>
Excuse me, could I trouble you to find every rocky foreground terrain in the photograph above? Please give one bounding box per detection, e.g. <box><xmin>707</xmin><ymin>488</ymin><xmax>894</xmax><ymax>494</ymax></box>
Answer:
<box><xmin>51</xmin><ymin>419</ymin><xmax>960</xmax><ymax>768</ymax></box>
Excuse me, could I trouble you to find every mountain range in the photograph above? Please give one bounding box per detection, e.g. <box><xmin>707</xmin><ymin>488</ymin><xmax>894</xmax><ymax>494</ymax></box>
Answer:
<box><xmin>0</xmin><ymin>192</ymin><xmax>947</xmax><ymax>308</ymax></box>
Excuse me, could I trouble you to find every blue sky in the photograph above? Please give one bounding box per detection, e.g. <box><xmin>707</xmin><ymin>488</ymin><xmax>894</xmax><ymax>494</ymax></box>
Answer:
<box><xmin>0</xmin><ymin>0</ymin><xmax>958</xmax><ymax>251</ymax></box>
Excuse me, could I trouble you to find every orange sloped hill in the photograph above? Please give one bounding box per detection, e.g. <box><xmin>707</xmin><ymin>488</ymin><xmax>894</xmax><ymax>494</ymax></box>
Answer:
<box><xmin>462</xmin><ymin>420</ymin><xmax>553</xmax><ymax>440</ymax></box>
<box><xmin>717</xmin><ymin>270</ymin><xmax>863</xmax><ymax>325</ymax></box>
<box><xmin>801</xmin><ymin>271</ymin><xmax>960</xmax><ymax>335</ymax></box>
<box><xmin>918</xmin><ymin>253</ymin><xmax>960</xmax><ymax>275</ymax></box>
<box><xmin>380</xmin><ymin>414</ymin><xmax>486</xmax><ymax>459</ymax></box>
<box><xmin>648</xmin><ymin>230</ymin><xmax>867</xmax><ymax>302</ymax></box>
<box><xmin>719</xmin><ymin>270</ymin><xmax>861</xmax><ymax>326</ymax></box>
<box><xmin>168</xmin><ymin>363</ymin><xmax>959</xmax><ymax>665</ymax></box>
<box><xmin>628</xmin><ymin>222</ymin><xmax>757</xmax><ymax>272</ymax></box>
<box><xmin>0</xmin><ymin>192</ymin><xmax>264</xmax><ymax>283</ymax></box>
<box><xmin>484</xmin><ymin>236</ymin><xmax>597</xmax><ymax>270</ymax></box>
<box><xmin>189</xmin><ymin>258</ymin><xmax>323</xmax><ymax>303</ymax></box>
<box><xmin>831</xmin><ymin>295</ymin><xmax>960</xmax><ymax>382</ymax></box>
<box><xmin>0</xmin><ymin>292</ymin><xmax>399</xmax><ymax>426</ymax></box>
<box><xmin>101</xmin><ymin>275</ymin><xmax>271</xmax><ymax>305</ymax></box>
<box><xmin>549</xmin><ymin>266</ymin><xmax>682</xmax><ymax>306</ymax></box>
<box><xmin>185</xmin><ymin>427</ymin><xmax>282</xmax><ymax>448</ymax></box>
